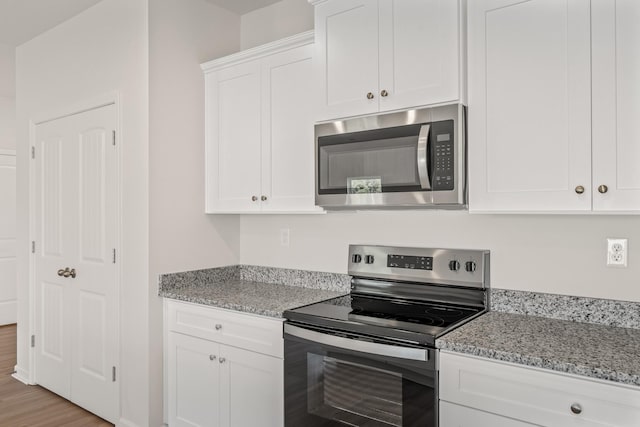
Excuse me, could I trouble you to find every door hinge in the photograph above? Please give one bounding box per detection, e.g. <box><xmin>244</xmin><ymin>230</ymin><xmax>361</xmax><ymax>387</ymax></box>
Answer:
<box><xmin>112</xmin><ymin>366</ymin><xmax>116</xmax><ymax>382</ymax></box>
<box><xmin>31</xmin><ymin>241</ymin><xmax>36</xmax><ymax>254</ymax></box>
<box><xmin>112</xmin><ymin>249</ymin><xmax>116</xmax><ymax>264</ymax></box>
<box><xmin>31</xmin><ymin>335</ymin><xmax>35</xmax><ymax>348</ymax></box>
<box><xmin>112</xmin><ymin>130</ymin><xmax>116</xmax><ymax>146</ymax></box>
<box><xmin>31</xmin><ymin>146</ymin><xmax>35</xmax><ymax>159</ymax></box>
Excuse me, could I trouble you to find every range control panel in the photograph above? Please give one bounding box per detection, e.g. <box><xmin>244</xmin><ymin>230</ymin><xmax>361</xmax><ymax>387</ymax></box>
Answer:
<box><xmin>348</xmin><ymin>245</ymin><xmax>490</xmax><ymax>289</ymax></box>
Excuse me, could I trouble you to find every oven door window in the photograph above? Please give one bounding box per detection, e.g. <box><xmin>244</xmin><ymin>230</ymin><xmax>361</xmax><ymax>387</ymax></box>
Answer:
<box><xmin>285</xmin><ymin>333</ymin><xmax>435</xmax><ymax>426</ymax></box>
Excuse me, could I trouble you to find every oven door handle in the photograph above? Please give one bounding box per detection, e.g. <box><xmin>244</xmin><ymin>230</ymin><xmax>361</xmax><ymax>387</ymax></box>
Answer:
<box><xmin>284</xmin><ymin>324</ymin><xmax>430</xmax><ymax>362</ymax></box>
<box><xmin>417</xmin><ymin>124</ymin><xmax>431</xmax><ymax>190</ymax></box>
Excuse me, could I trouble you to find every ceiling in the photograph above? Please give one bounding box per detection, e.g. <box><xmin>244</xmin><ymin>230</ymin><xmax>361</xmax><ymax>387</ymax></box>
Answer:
<box><xmin>204</xmin><ymin>0</ymin><xmax>281</xmax><ymax>15</ymax></box>
<box><xmin>0</xmin><ymin>0</ymin><xmax>282</xmax><ymax>48</ymax></box>
<box><xmin>0</xmin><ymin>0</ymin><xmax>102</xmax><ymax>47</ymax></box>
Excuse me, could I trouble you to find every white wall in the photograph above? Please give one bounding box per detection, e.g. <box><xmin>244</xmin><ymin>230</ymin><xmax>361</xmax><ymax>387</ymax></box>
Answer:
<box><xmin>149</xmin><ymin>0</ymin><xmax>240</xmax><ymax>424</ymax></box>
<box><xmin>16</xmin><ymin>1</ymin><xmax>151</xmax><ymax>426</ymax></box>
<box><xmin>241</xmin><ymin>212</ymin><xmax>640</xmax><ymax>302</ymax></box>
<box><xmin>240</xmin><ymin>0</ymin><xmax>313</xmax><ymax>49</ymax></box>
<box><xmin>0</xmin><ymin>43</ymin><xmax>15</xmax><ymax>150</ymax></box>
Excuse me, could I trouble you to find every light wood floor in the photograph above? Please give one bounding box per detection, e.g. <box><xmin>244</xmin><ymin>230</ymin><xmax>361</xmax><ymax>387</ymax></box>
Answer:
<box><xmin>0</xmin><ymin>324</ymin><xmax>113</xmax><ymax>426</ymax></box>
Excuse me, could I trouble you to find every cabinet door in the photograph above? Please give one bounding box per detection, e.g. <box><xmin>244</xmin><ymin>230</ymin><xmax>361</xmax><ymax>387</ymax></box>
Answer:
<box><xmin>261</xmin><ymin>44</ymin><xmax>317</xmax><ymax>212</ymax></box>
<box><xmin>219</xmin><ymin>345</ymin><xmax>284</xmax><ymax>427</ymax></box>
<box><xmin>440</xmin><ymin>401</ymin><xmax>536</xmax><ymax>427</ymax></box>
<box><xmin>378</xmin><ymin>0</ymin><xmax>461</xmax><ymax>112</ymax></box>
<box><xmin>206</xmin><ymin>61</ymin><xmax>262</xmax><ymax>212</ymax></box>
<box><xmin>468</xmin><ymin>0</ymin><xmax>592</xmax><ymax>212</ymax></box>
<box><xmin>592</xmin><ymin>0</ymin><xmax>640</xmax><ymax>211</ymax></box>
<box><xmin>314</xmin><ymin>0</ymin><xmax>380</xmax><ymax>121</ymax></box>
<box><xmin>168</xmin><ymin>333</ymin><xmax>220</xmax><ymax>427</ymax></box>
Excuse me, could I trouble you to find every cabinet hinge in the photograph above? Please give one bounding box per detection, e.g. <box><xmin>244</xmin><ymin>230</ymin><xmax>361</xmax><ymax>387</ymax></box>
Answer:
<box><xmin>112</xmin><ymin>249</ymin><xmax>116</xmax><ymax>264</ymax></box>
<box><xmin>31</xmin><ymin>241</ymin><xmax>36</xmax><ymax>254</ymax></box>
<box><xmin>31</xmin><ymin>335</ymin><xmax>35</xmax><ymax>348</ymax></box>
<box><xmin>112</xmin><ymin>366</ymin><xmax>116</xmax><ymax>382</ymax></box>
<box><xmin>31</xmin><ymin>146</ymin><xmax>35</xmax><ymax>159</ymax></box>
<box><xmin>112</xmin><ymin>130</ymin><xmax>116</xmax><ymax>146</ymax></box>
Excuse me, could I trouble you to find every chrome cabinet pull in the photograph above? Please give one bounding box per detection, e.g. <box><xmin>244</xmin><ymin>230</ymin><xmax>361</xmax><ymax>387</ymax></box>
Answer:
<box><xmin>366</xmin><ymin>92</ymin><xmax>374</xmax><ymax>100</ymax></box>
<box><xmin>261</xmin><ymin>195</ymin><xmax>267</xmax><ymax>201</ymax></box>
<box><xmin>598</xmin><ymin>185</ymin><xmax>608</xmax><ymax>194</ymax></box>
<box><xmin>575</xmin><ymin>185</ymin><xmax>585</xmax><ymax>194</ymax></box>
<box><xmin>209</xmin><ymin>355</ymin><xmax>216</xmax><ymax>361</ymax></box>
<box><xmin>380</xmin><ymin>89</ymin><xmax>389</xmax><ymax>97</ymax></box>
<box><xmin>251</xmin><ymin>196</ymin><xmax>258</xmax><ymax>201</ymax></box>
<box><xmin>215</xmin><ymin>324</ymin><xmax>222</xmax><ymax>330</ymax></box>
<box><xmin>219</xmin><ymin>357</ymin><xmax>226</xmax><ymax>364</ymax></box>
<box><xmin>570</xmin><ymin>403</ymin><xmax>582</xmax><ymax>415</ymax></box>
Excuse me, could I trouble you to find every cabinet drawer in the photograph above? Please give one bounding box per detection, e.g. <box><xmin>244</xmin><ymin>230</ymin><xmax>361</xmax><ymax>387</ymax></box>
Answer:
<box><xmin>167</xmin><ymin>300</ymin><xmax>284</xmax><ymax>358</ymax></box>
<box><xmin>440</xmin><ymin>352</ymin><xmax>640</xmax><ymax>427</ymax></box>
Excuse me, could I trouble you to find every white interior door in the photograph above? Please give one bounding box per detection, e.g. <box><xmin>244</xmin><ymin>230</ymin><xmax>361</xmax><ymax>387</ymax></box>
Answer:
<box><xmin>34</xmin><ymin>104</ymin><xmax>118</xmax><ymax>422</ymax></box>
<box><xmin>0</xmin><ymin>150</ymin><xmax>16</xmax><ymax>326</ymax></box>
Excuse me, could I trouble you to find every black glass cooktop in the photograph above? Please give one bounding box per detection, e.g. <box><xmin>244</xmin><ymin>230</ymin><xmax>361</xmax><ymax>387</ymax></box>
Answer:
<box><xmin>284</xmin><ymin>294</ymin><xmax>483</xmax><ymax>346</ymax></box>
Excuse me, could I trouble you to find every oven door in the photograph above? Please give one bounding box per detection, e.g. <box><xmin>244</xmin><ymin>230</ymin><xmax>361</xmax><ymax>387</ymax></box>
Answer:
<box><xmin>284</xmin><ymin>323</ymin><xmax>437</xmax><ymax>427</ymax></box>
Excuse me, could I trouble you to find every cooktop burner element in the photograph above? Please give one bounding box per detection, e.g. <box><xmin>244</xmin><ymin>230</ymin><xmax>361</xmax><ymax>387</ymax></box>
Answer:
<box><xmin>348</xmin><ymin>295</ymin><xmax>479</xmax><ymax>328</ymax></box>
<box><xmin>284</xmin><ymin>245</ymin><xmax>490</xmax><ymax>346</ymax></box>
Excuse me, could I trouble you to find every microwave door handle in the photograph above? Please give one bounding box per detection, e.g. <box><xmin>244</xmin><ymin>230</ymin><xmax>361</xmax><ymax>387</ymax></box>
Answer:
<box><xmin>417</xmin><ymin>124</ymin><xmax>431</xmax><ymax>189</ymax></box>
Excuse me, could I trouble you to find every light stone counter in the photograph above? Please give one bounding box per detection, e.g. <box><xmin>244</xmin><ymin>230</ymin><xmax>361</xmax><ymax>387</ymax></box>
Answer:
<box><xmin>437</xmin><ymin>311</ymin><xmax>640</xmax><ymax>387</ymax></box>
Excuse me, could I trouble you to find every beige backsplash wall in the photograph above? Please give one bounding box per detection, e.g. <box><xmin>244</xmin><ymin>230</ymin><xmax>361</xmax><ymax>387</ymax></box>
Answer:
<box><xmin>240</xmin><ymin>212</ymin><xmax>640</xmax><ymax>302</ymax></box>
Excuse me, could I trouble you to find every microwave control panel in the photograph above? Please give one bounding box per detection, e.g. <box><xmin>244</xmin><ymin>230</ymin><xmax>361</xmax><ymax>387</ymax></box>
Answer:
<box><xmin>431</xmin><ymin>120</ymin><xmax>455</xmax><ymax>191</ymax></box>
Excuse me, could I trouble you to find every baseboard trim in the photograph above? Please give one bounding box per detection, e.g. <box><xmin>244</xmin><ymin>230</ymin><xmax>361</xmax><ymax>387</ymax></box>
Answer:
<box><xmin>12</xmin><ymin>365</ymin><xmax>31</xmax><ymax>385</ymax></box>
<box><xmin>117</xmin><ymin>418</ymin><xmax>143</xmax><ymax>427</ymax></box>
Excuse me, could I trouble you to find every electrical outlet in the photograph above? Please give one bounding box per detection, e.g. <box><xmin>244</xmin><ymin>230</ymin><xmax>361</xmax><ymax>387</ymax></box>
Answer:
<box><xmin>280</xmin><ymin>229</ymin><xmax>290</xmax><ymax>247</ymax></box>
<box><xmin>607</xmin><ymin>238</ymin><xmax>628</xmax><ymax>267</ymax></box>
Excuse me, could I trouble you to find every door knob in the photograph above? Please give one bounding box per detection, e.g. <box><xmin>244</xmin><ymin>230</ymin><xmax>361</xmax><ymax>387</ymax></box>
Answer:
<box><xmin>598</xmin><ymin>185</ymin><xmax>608</xmax><ymax>194</ymax></box>
<box><xmin>261</xmin><ymin>195</ymin><xmax>267</xmax><ymax>201</ymax></box>
<box><xmin>574</xmin><ymin>185</ymin><xmax>585</xmax><ymax>194</ymax></box>
<box><xmin>366</xmin><ymin>92</ymin><xmax>374</xmax><ymax>100</ymax></box>
<box><xmin>570</xmin><ymin>403</ymin><xmax>582</xmax><ymax>415</ymax></box>
<box><xmin>251</xmin><ymin>195</ymin><xmax>258</xmax><ymax>201</ymax></box>
<box><xmin>57</xmin><ymin>267</ymin><xmax>76</xmax><ymax>278</ymax></box>
<box><xmin>380</xmin><ymin>89</ymin><xmax>389</xmax><ymax>97</ymax></box>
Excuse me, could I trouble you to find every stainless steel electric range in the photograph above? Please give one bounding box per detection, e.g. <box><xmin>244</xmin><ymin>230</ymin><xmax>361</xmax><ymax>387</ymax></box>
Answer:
<box><xmin>283</xmin><ymin>245</ymin><xmax>490</xmax><ymax>427</ymax></box>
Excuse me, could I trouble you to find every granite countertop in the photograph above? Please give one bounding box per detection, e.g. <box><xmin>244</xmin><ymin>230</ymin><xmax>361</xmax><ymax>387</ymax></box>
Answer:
<box><xmin>436</xmin><ymin>311</ymin><xmax>640</xmax><ymax>387</ymax></box>
<box><xmin>160</xmin><ymin>279</ymin><xmax>346</xmax><ymax>318</ymax></box>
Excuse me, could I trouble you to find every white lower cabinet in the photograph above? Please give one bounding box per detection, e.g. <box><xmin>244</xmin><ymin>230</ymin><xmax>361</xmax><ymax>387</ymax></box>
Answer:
<box><xmin>166</xmin><ymin>300</ymin><xmax>284</xmax><ymax>427</ymax></box>
<box><xmin>440</xmin><ymin>401</ymin><xmax>535</xmax><ymax>427</ymax></box>
<box><xmin>439</xmin><ymin>352</ymin><xmax>640</xmax><ymax>427</ymax></box>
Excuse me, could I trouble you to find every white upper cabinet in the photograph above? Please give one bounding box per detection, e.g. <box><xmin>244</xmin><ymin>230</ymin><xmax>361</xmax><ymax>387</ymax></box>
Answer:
<box><xmin>203</xmin><ymin>32</ymin><xmax>320</xmax><ymax>213</ymax></box>
<box><xmin>468</xmin><ymin>0</ymin><xmax>591</xmax><ymax>212</ymax></box>
<box><xmin>469</xmin><ymin>0</ymin><xmax>640</xmax><ymax>213</ymax></box>
<box><xmin>312</xmin><ymin>0</ymin><xmax>465</xmax><ymax>122</ymax></box>
<box><xmin>591</xmin><ymin>0</ymin><xmax>640</xmax><ymax>211</ymax></box>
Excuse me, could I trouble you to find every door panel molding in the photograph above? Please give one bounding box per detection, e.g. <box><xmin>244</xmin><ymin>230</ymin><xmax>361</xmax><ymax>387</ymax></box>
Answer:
<box><xmin>28</xmin><ymin>94</ymin><xmax>121</xmax><ymax>423</ymax></box>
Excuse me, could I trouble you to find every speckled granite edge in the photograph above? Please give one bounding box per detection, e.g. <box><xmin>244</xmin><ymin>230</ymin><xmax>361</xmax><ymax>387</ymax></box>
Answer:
<box><xmin>436</xmin><ymin>312</ymin><xmax>640</xmax><ymax>387</ymax></box>
<box><xmin>159</xmin><ymin>265</ymin><xmax>240</xmax><ymax>291</ymax></box>
<box><xmin>438</xmin><ymin>341</ymin><xmax>640</xmax><ymax>387</ymax></box>
<box><xmin>159</xmin><ymin>265</ymin><xmax>351</xmax><ymax>293</ymax></box>
<box><xmin>239</xmin><ymin>265</ymin><xmax>351</xmax><ymax>292</ymax></box>
<box><xmin>491</xmin><ymin>288</ymin><xmax>640</xmax><ymax>329</ymax></box>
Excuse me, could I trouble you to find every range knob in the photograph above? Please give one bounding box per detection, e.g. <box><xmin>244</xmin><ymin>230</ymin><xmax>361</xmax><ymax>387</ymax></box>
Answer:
<box><xmin>365</xmin><ymin>255</ymin><xmax>375</xmax><ymax>264</ymax></box>
<box><xmin>465</xmin><ymin>261</ymin><xmax>477</xmax><ymax>273</ymax></box>
<box><xmin>448</xmin><ymin>260</ymin><xmax>460</xmax><ymax>272</ymax></box>
<box><xmin>352</xmin><ymin>254</ymin><xmax>362</xmax><ymax>263</ymax></box>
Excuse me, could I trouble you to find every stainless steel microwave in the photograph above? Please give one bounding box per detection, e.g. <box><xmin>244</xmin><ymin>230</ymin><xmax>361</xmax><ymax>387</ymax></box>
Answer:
<box><xmin>315</xmin><ymin>104</ymin><xmax>466</xmax><ymax>209</ymax></box>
